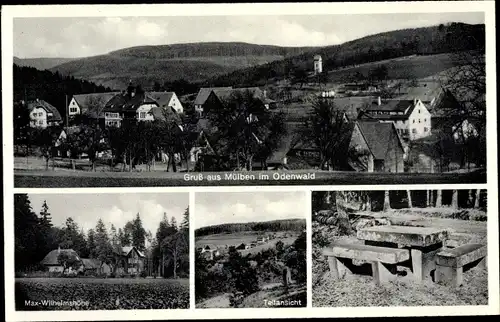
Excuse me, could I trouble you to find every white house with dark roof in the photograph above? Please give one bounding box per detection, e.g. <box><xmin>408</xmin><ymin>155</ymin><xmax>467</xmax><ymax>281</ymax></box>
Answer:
<box><xmin>68</xmin><ymin>92</ymin><xmax>120</xmax><ymax>116</ymax></box>
<box><xmin>147</xmin><ymin>91</ymin><xmax>184</xmax><ymax>114</ymax></box>
<box><xmin>359</xmin><ymin>97</ymin><xmax>432</xmax><ymax>141</ymax></box>
<box><xmin>27</xmin><ymin>99</ymin><xmax>62</xmax><ymax>128</ymax></box>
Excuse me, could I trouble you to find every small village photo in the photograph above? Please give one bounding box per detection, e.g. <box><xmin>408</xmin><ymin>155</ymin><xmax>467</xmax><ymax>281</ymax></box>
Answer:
<box><xmin>311</xmin><ymin>189</ymin><xmax>488</xmax><ymax>307</ymax></box>
<box><xmin>194</xmin><ymin>191</ymin><xmax>307</xmax><ymax>308</ymax></box>
<box><xmin>14</xmin><ymin>193</ymin><xmax>190</xmax><ymax>310</ymax></box>
<box><xmin>11</xmin><ymin>12</ymin><xmax>486</xmax><ymax>187</ymax></box>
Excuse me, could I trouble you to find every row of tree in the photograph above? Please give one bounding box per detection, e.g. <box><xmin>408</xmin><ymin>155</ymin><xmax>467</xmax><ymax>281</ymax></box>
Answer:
<box><xmin>312</xmin><ymin>189</ymin><xmax>487</xmax><ymax>214</ymax></box>
<box><xmin>195</xmin><ymin>219</ymin><xmax>306</xmax><ymax>237</ymax></box>
<box><xmin>14</xmin><ymin>194</ymin><xmax>189</xmax><ymax>278</ymax></box>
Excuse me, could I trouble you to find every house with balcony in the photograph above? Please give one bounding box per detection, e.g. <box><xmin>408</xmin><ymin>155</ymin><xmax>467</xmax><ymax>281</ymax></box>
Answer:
<box><xmin>113</xmin><ymin>246</ymin><xmax>146</xmax><ymax>275</ymax></box>
<box><xmin>68</xmin><ymin>92</ymin><xmax>120</xmax><ymax>117</ymax></box>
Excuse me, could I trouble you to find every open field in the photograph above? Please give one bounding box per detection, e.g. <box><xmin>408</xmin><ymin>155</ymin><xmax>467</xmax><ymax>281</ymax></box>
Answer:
<box><xmin>324</xmin><ymin>53</ymin><xmax>462</xmax><ymax>84</ymax></box>
<box><xmin>196</xmin><ymin>232</ymin><xmax>299</xmax><ymax>256</ymax></box>
<box><xmin>312</xmin><ymin>208</ymin><xmax>488</xmax><ymax>307</ymax></box>
<box><xmin>14</xmin><ymin>168</ymin><xmax>486</xmax><ymax>187</ymax></box>
<box><xmin>15</xmin><ymin>277</ymin><xmax>189</xmax><ymax>310</ymax></box>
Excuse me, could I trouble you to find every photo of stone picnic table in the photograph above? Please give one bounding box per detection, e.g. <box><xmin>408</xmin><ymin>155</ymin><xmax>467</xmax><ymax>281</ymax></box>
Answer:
<box><xmin>323</xmin><ymin>225</ymin><xmax>487</xmax><ymax>287</ymax></box>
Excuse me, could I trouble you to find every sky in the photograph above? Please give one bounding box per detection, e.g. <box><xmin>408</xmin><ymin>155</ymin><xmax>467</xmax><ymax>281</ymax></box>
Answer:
<box><xmin>195</xmin><ymin>191</ymin><xmax>306</xmax><ymax>229</ymax></box>
<box><xmin>27</xmin><ymin>193</ymin><xmax>188</xmax><ymax>236</ymax></box>
<box><xmin>13</xmin><ymin>12</ymin><xmax>484</xmax><ymax>58</ymax></box>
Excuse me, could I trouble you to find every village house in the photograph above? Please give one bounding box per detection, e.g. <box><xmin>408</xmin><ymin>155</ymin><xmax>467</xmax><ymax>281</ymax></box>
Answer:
<box><xmin>199</xmin><ymin>244</ymin><xmax>220</xmax><ymax>260</ymax></box>
<box><xmin>113</xmin><ymin>246</ymin><xmax>146</xmax><ymax>275</ymax></box>
<box><xmin>287</xmin><ymin>121</ymin><xmax>375</xmax><ymax>172</ymax></box>
<box><xmin>194</xmin><ymin>87</ymin><xmax>233</xmax><ymax>116</ymax></box>
<box><xmin>359</xmin><ymin>97</ymin><xmax>432</xmax><ymax>141</ymax></box>
<box><xmin>27</xmin><ymin>99</ymin><xmax>62</xmax><ymax>128</ymax></box>
<box><xmin>80</xmin><ymin>258</ymin><xmax>112</xmax><ymax>275</ymax></box>
<box><xmin>147</xmin><ymin>91</ymin><xmax>184</xmax><ymax>114</ymax></box>
<box><xmin>200</xmin><ymin>87</ymin><xmax>275</xmax><ymax>117</ymax></box>
<box><xmin>40</xmin><ymin>248</ymin><xmax>81</xmax><ymax>273</ymax></box>
<box><xmin>357</xmin><ymin>120</ymin><xmax>406</xmax><ymax>172</ymax></box>
<box><xmin>236</xmin><ymin>243</ymin><xmax>250</xmax><ymax>250</ymax></box>
<box><xmin>68</xmin><ymin>92</ymin><xmax>120</xmax><ymax>117</ymax></box>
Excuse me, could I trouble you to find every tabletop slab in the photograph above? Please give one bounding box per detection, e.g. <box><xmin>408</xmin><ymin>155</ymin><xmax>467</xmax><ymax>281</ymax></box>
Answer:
<box><xmin>357</xmin><ymin>225</ymin><xmax>449</xmax><ymax>247</ymax></box>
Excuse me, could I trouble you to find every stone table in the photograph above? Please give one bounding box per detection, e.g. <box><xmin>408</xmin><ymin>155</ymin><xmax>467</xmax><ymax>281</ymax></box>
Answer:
<box><xmin>357</xmin><ymin>225</ymin><xmax>449</xmax><ymax>283</ymax></box>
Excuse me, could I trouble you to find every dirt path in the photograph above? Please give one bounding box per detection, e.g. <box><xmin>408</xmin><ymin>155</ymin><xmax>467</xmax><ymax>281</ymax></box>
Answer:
<box><xmin>197</xmin><ymin>294</ymin><xmax>231</xmax><ymax>308</ymax></box>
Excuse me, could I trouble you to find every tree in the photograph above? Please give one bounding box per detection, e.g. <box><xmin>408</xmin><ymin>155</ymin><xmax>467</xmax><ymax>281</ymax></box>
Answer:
<box><xmin>336</xmin><ymin>191</ymin><xmax>353</xmax><ymax>235</ymax></box>
<box><xmin>57</xmin><ymin>251</ymin><xmax>81</xmax><ymax>274</ymax></box>
<box><xmin>451</xmin><ymin>190</ymin><xmax>459</xmax><ymax>209</ymax></box>
<box><xmin>406</xmin><ymin>190</ymin><xmax>413</xmax><ymax>208</ymax></box>
<box><xmin>301</xmin><ymin>98</ymin><xmax>353</xmax><ymax>170</ymax></box>
<box><xmin>292</xmin><ymin>68</ymin><xmax>309</xmax><ymax>88</ymax></box>
<box><xmin>87</xmin><ymin>229</ymin><xmax>97</xmax><ymax>259</ymax></box>
<box><xmin>14</xmin><ymin>101</ymin><xmax>33</xmax><ymax>157</ymax></box>
<box><xmin>436</xmin><ymin>190</ymin><xmax>443</xmax><ymax>207</ymax></box>
<box><xmin>14</xmin><ymin>194</ymin><xmax>42</xmax><ymax>270</ymax></box>
<box><xmin>132</xmin><ymin>213</ymin><xmax>146</xmax><ymax>251</ymax></box>
<box><xmin>474</xmin><ymin>189</ymin><xmax>481</xmax><ymax>209</ymax></box>
<box><xmin>161</xmin><ymin>230</ymin><xmax>188</xmax><ymax>279</ymax></box>
<box><xmin>94</xmin><ymin>219</ymin><xmax>114</xmax><ymax>270</ymax></box>
<box><xmin>33</xmin><ymin>127</ymin><xmax>60</xmax><ymax>170</ymax></box>
<box><xmin>383</xmin><ymin>190</ymin><xmax>391</xmax><ymax>211</ymax></box>
<box><xmin>180</xmin><ymin>207</ymin><xmax>189</xmax><ymax>230</ymax></box>
<box><xmin>225</xmin><ymin>247</ymin><xmax>259</xmax><ymax>295</ymax></box>
<box><xmin>206</xmin><ymin>90</ymin><xmax>287</xmax><ymax>170</ymax></box>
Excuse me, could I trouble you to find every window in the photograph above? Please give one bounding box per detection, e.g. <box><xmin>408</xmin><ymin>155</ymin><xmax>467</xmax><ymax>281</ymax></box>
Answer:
<box><xmin>418</xmin><ymin>109</ymin><xmax>421</xmax><ymax>113</ymax></box>
<box><xmin>139</xmin><ymin>112</ymin><xmax>146</xmax><ymax>119</ymax></box>
<box><xmin>424</xmin><ymin>127</ymin><xmax>429</xmax><ymax>132</ymax></box>
<box><xmin>38</xmin><ymin>112</ymin><xmax>43</xmax><ymax>117</ymax></box>
<box><xmin>424</xmin><ymin>118</ymin><xmax>427</xmax><ymax>122</ymax></box>
<box><xmin>38</xmin><ymin>120</ymin><xmax>43</xmax><ymax>125</ymax></box>
<box><xmin>418</xmin><ymin>119</ymin><xmax>421</xmax><ymax>123</ymax></box>
<box><xmin>412</xmin><ymin>129</ymin><xmax>417</xmax><ymax>134</ymax></box>
<box><xmin>70</xmin><ymin>107</ymin><xmax>78</xmax><ymax>113</ymax></box>
<box><xmin>413</xmin><ymin>120</ymin><xmax>415</xmax><ymax>124</ymax></box>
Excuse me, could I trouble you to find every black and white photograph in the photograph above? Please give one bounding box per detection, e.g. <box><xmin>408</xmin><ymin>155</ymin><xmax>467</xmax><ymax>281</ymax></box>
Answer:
<box><xmin>14</xmin><ymin>192</ymin><xmax>190</xmax><ymax>310</ymax></box>
<box><xmin>194</xmin><ymin>191</ymin><xmax>307</xmax><ymax>308</ymax></box>
<box><xmin>311</xmin><ymin>189</ymin><xmax>488</xmax><ymax>307</ymax></box>
<box><xmin>10</xmin><ymin>11</ymin><xmax>487</xmax><ymax>187</ymax></box>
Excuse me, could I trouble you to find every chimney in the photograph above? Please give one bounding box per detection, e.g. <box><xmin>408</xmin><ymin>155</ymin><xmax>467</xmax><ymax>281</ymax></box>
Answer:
<box><xmin>58</xmin><ymin>246</ymin><xmax>61</xmax><ymax>254</ymax></box>
<box><xmin>36</xmin><ymin>98</ymin><xmax>39</xmax><ymax>102</ymax></box>
<box><xmin>377</xmin><ymin>96</ymin><xmax>381</xmax><ymax>106</ymax></box>
<box><xmin>263</xmin><ymin>90</ymin><xmax>267</xmax><ymax>98</ymax></box>
<box><xmin>413</xmin><ymin>98</ymin><xmax>417</xmax><ymax>105</ymax></box>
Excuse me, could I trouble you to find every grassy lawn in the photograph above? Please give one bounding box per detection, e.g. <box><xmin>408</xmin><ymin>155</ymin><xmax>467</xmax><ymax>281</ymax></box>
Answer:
<box><xmin>15</xmin><ymin>277</ymin><xmax>189</xmax><ymax>310</ymax></box>
<box><xmin>14</xmin><ymin>167</ymin><xmax>485</xmax><ymax>187</ymax></box>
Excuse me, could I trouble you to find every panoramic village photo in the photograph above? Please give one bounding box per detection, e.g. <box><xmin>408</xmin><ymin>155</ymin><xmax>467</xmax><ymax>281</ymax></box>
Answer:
<box><xmin>11</xmin><ymin>12</ymin><xmax>486</xmax><ymax>187</ymax></box>
<box><xmin>194</xmin><ymin>191</ymin><xmax>307</xmax><ymax>308</ymax></box>
<box><xmin>14</xmin><ymin>193</ymin><xmax>190</xmax><ymax>310</ymax></box>
<box><xmin>311</xmin><ymin>189</ymin><xmax>488</xmax><ymax>307</ymax></box>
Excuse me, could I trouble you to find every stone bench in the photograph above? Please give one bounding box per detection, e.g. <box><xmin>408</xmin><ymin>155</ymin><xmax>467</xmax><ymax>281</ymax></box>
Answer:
<box><xmin>323</xmin><ymin>242</ymin><xmax>410</xmax><ymax>285</ymax></box>
<box><xmin>435</xmin><ymin>243</ymin><xmax>487</xmax><ymax>287</ymax></box>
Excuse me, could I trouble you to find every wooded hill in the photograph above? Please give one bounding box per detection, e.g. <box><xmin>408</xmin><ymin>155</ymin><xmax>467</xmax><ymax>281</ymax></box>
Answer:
<box><xmin>195</xmin><ymin>219</ymin><xmax>306</xmax><ymax>237</ymax></box>
<box><xmin>14</xmin><ymin>57</ymin><xmax>76</xmax><ymax>71</ymax></box>
<box><xmin>208</xmin><ymin>22</ymin><xmax>485</xmax><ymax>87</ymax></box>
<box><xmin>48</xmin><ymin>42</ymin><xmax>317</xmax><ymax>90</ymax></box>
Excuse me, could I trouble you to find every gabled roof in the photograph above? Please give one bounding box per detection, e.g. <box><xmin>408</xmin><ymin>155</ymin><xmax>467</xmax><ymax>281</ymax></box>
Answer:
<box><xmin>194</xmin><ymin>87</ymin><xmax>232</xmax><ymax>106</ymax></box>
<box><xmin>105</xmin><ymin>92</ymin><xmax>158</xmax><ymax>112</ymax></box>
<box><xmin>72</xmin><ymin>92</ymin><xmax>120</xmax><ymax>112</ymax></box>
<box><xmin>148</xmin><ymin>106</ymin><xmax>181</xmax><ymax>124</ymax></box>
<box><xmin>40</xmin><ymin>249</ymin><xmax>81</xmax><ymax>266</ymax></box>
<box><xmin>81</xmin><ymin>258</ymin><xmax>102</xmax><ymax>269</ymax></box>
<box><xmin>147</xmin><ymin>91</ymin><xmax>175</xmax><ymax>108</ymax></box>
<box><xmin>395</xmin><ymin>82</ymin><xmax>443</xmax><ymax>105</ymax></box>
<box><xmin>357</xmin><ymin>120</ymin><xmax>405</xmax><ymax>160</ymax></box>
<box><xmin>120</xmin><ymin>246</ymin><xmax>146</xmax><ymax>258</ymax></box>
<box><xmin>365</xmin><ymin>99</ymin><xmax>415</xmax><ymax>112</ymax></box>
<box><xmin>332</xmin><ymin>96</ymin><xmax>376</xmax><ymax>119</ymax></box>
<box><xmin>27</xmin><ymin>99</ymin><xmax>62</xmax><ymax>122</ymax></box>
